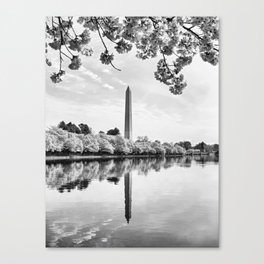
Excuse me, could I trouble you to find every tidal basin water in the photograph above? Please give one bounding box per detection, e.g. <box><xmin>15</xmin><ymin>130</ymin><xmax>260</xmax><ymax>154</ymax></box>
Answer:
<box><xmin>46</xmin><ymin>156</ymin><xmax>219</xmax><ymax>247</ymax></box>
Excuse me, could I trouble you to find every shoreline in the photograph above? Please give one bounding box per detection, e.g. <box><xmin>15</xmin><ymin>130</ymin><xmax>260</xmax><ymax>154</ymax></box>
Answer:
<box><xmin>45</xmin><ymin>153</ymin><xmax>217</xmax><ymax>162</ymax></box>
<box><xmin>46</xmin><ymin>153</ymin><xmax>184</xmax><ymax>162</ymax></box>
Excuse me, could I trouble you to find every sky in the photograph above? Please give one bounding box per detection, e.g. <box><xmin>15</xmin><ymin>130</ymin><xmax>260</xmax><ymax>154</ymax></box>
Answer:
<box><xmin>46</xmin><ymin>22</ymin><xmax>219</xmax><ymax>145</ymax></box>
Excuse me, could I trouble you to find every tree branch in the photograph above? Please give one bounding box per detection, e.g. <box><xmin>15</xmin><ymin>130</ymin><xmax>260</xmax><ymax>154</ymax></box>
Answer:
<box><xmin>102</xmin><ymin>17</ymin><xmax>117</xmax><ymax>33</ymax></box>
<box><xmin>59</xmin><ymin>49</ymin><xmax>62</xmax><ymax>72</ymax></box>
<box><xmin>69</xmin><ymin>20</ymin><xmax>77</xmax><ymax>38</ymax></box>
<box><xmin>93</xmin><ymin>17</ymin><xmax>108</xmax><ymax>51</ymax></box>
<box><xmin>148</xmin><ymin>16</ymin><xmax>159</xmax><ymax>28</ymax></box>
<box><xmin>51</xmin><ymin>17</ymin><xmax>54</xmax><ymax>28</ymax></box>
<box><xmin>181</xmin><ymin>24</ymin><xmax>203</xmax><ymax>40</ymax></box>
<box><xmin>109</xmin><ymin>61</ymin><xmax>121</xmax><ymax>71</ymax></box>
<box><xmin>162</xmin><ymin>54</ymin><xmax>172</xmax><ymax>74</ymax></box>
<box><xmin>149</xmin><ymin>17</ymin><xmax>174</xmax><ymax>76</ymax></box>
<box><xmin>181</xmin><ymin>24</ymin><xmax>219</xmax><ymax>52</ymax></box>
<box><xmin>159</xmin><ymin>47</ymin><xmax>173</xmax><ymax>77</ymax></box>
<box><xmin>99</xmin><ymin>18</ymin><xmax>118</xmax><ymax>44</ymax></box>
<box><xmin>57</xmin><ymin>19</ymin><xmax>74</xmax><ymax>58</ymax></box>
<box><xmin>61</xmin><ymin>51</ymin><xmax>72</xmax><ymax>60</ymax></box>
<box><xmin>92</xmin><ymin>17</ymin><xmax>121</xmax><ymax>71</ymax></box>
<box><xmin>57</xmin><ymin>16</ymin><xmax>75</xmax><ymax>41</ymax></box>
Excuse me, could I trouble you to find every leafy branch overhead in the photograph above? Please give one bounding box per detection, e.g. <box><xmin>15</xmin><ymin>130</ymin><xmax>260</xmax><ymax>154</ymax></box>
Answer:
<box><xmin>46</xmin><ymin>16</ymin><xmax>219</xmax><ymax>95</ymax></box>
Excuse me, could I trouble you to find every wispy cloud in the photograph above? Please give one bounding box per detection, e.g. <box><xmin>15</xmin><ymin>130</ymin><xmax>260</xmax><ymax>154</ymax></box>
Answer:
<box><xmin>64</xmin><ymin>73</ymin><xmax>85</xmax><ymax>82</ymax></box>
<box><xmin>112</xmin><ymin>77</ymin><xmax>127</xmax><ymax>86</ymax></box>
<box><xmin>79</xmin><ymin>66</ymin><xmax>102</xmax><ymax>83</ymax></box>
<box><xmin>103</xmin><ymin>83</ymin><xmax>115</xmax><ymax>90</ymax></box>
<box><xmin>102</xmin><ymin>68</ymin><xmax>111</xmax><ymax>74</ymax></box>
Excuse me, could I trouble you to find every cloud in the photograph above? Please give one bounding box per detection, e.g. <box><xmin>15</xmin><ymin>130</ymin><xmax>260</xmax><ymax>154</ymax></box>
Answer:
<box><xmin>84</xmin><ymin>71</ymin><xmax>102</xmax><ymax>83</ymax></box>
<box><xmin>112</xmin><ymin>77</ymin><xmax>127</xmax><ymax>86</ymax></box>
<box><xmin>103</xmin><ymin>83</ymin><xmax>115</xmax><ymax>90</ymax></box>
<box><xmin>79</xmin><ymin>66</ymin><xmax>102</xmax><ymax>83</ymax></box>
<box><xmin>53</xmin><ymin>85</ymin><xmax>72</xmax><ymax>92</ymax></box>
<box><xmin>64</xmin><ymin>73</ymin><xmax>85</xmax><ymax>82</ymax></box>
<box><xmin>76</xmin><ymin>91</ymin><xmax>85</xmax><ymax>95</ymax></box>
<box><xmin>102</xmin><ymin>68</ymin><xmax>111</xmax><ymax>74</ymax></box>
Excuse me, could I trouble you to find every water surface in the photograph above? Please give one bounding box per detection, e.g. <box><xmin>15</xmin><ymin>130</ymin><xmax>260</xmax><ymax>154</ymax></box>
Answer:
<box><xmin>46</xmin><ymin>156</ymin><xmax>219</xmax><ymax>247</ymax></box>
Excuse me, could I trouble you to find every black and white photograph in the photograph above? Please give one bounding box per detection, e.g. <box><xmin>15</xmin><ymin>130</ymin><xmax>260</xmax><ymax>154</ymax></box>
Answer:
<box><xmin>45</xmin><ymin>16</ymin><xmax>219</xmax><ymax>247</ymax></box>
<box><xmin>2</xmin><ymin>0</ymin><xmax>264</xmax><ymax>262</ymax></box>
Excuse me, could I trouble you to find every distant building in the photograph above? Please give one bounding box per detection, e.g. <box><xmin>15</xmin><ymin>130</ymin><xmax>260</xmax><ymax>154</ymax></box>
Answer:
<box><xmin>193</xmin><ymin>149</ymin><xmax>201</xmax><ymax>155</ymax></box>
<box><xmin>186</xmin><ymin>149</ymin><xmax>201</xmax><ymax>155</ymax></box>
<box><xmin>186</xmin><ymin>149</ymin><xmax>193</xmax><ymax>155</ymax></box>
<box><xmin>124</xmin><ymin>86</ymin><xmax>132</xmax><ymax>140</ymax></box>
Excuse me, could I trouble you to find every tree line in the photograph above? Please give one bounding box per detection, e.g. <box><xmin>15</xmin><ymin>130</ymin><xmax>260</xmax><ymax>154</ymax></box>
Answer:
<box><xmin>46</xmin><ymin>121</ymin><xmax>218</xmax><ymax>156</ymax></box>
<box><xmin>58</xmin><ymin>121</ymin><xmax>120</xmax><ymax>135</ymax></box>
<box><xmin>177</xmin><ymin>141</ymin><xmax>219</xmax><ymax>152</ymax></box>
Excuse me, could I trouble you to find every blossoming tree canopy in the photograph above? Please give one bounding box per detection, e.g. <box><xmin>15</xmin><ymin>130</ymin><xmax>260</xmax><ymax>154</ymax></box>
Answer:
<box><xmin>46</xmin><ymin>16</ymin><xmax>219</xmax><ymax>95</ymax></box>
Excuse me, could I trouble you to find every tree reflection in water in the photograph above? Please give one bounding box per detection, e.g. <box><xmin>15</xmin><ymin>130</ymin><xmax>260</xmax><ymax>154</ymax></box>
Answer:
<box><xmin>46</xmin><ymin>155</ymin><xmax>219</xmax><ymax>230</ymax></box>
<box><xmin>46</xmin><ymin>155</ymin><xmax>218</xmax><ymax>193</ymax></box>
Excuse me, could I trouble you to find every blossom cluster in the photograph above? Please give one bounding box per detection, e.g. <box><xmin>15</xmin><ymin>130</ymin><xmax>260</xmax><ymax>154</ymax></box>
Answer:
<box><xmin>68</xmin><ymin>56</ymin><xmax>82</xmax><ymax>70</ymax></box>
<box><xmin>50</xmin><ymin>70</ymin><xmax>65</xmax><ymax>83</ymax></box>
<box><xmin>46</xmin><ymin>16</ymin><xmax>219</xmax><ymax>94</ymax></box>
<box><xmin>100</xmin><ymin>50</ymin><xmax>114</xmax><ymax>65</ymax></box>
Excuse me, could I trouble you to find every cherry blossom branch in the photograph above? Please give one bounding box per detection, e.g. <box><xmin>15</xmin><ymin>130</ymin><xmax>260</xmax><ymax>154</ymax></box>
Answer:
<box><xmin>57</xmin><ymin>17</ymin><xmax>74</xmax><ymax>65</ymax></box>
<box><xmin>63</xmin><ymin>40</ymin><xmax>74</xmax><ymax>56</ymax></box>
<box><xmin>181</xmin><ymin>24</ymin><xmax>219</xmax><ymax>52</ymax></box>
<box><xmin>162</xmin><ymin>53</ymin><xmax>173</xmax><ymax>75</ymax></box>
<box><xmin>59</xmin><ymin>26</ymin><xmax>64</xmax><ymax>72</ymax></box>
<box><xmin>51</xmin><ymin>17</ymin><xmax>54</xmax><ymax>28</ymax></box>
<box><xmin>109</xmin><ymin>62</ymin><xmax>121</xmax><ymax>71</ymax></box>
<box><xmin>92</xmin><ymin>17</ymin><xmax>121</xmax><ymax>71</ymax></box>
<box><xmin>148</xmin><ymin>17</ymin><xmax>157</xmax><ymax>23</ymax></box>
<box><xmin>181</xmin><ymin>24</ymin><xmax>203</xmax><ymax>40</ymax></box>
<box><xmin>59</xmin><ymin>49</ymin><xmax>62</xmax><ymax>71</ymax></box>
<box><xmin>68</xmin><ymin>17</ymin><xmax>77</xmax><ymax>38</ymax></box>
<box><xmin>159</xmin><ymin>47</ymin><xmax>173</xmax><ymax>77</ymax></box>
<box><xmin>57</xmin><ymin>16</ymin><xmax>75</xmax><ymax>41</ymax></box>
<box><xmin>173</xmin><ymin>51</ymin><xmax>179</xmax><ymax>57</ymax></box>
<box><xmin>101</xmin><ymin>17</ymin><xmax>116</xmax><ymax>33</ymax></box>
<box><xmin>148</xmin><ymin>17</ymin><xmax>174</xmax><ymax>76</ymax></box>
<box><xmin>98</xmin><ymin>18</ymin><xmax>118</xmax><ymax>44</ymax></box>
<box><xmin>93</xmin><ymin>18</ymin><xmax>108</xmax><ymax>50</ymax></box>
<box><xmin>61</xmin><ymin>51</ymin><xmax>72</xmax><ymax>60</ymax></box>
<box><xmin>148</xmin><ymin>16</ymin><xmax>159</xmax><ymax>28</ymax></box>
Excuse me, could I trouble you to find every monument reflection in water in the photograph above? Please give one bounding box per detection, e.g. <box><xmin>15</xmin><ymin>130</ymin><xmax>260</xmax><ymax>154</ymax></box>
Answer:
<box><xmin>124</xmin><ymin>172</ymin><xmax>132</xmax><ymax>223</ymax></box>
<box><xmin>46</xmin><ymin>156</ymin><xmax>219</xmax><ymax>247</ymax></box>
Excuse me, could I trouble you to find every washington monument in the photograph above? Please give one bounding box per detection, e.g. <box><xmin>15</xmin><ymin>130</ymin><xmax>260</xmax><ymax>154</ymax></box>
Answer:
<box><xmin>124</xmin><ymin>86</ymin><xmax>132</xmax><ymax>140</ymax></box>
<box><xmin>124</xmin><ymin>86</ymin><xmax>132</xmax><ymax>223</ymax></box>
